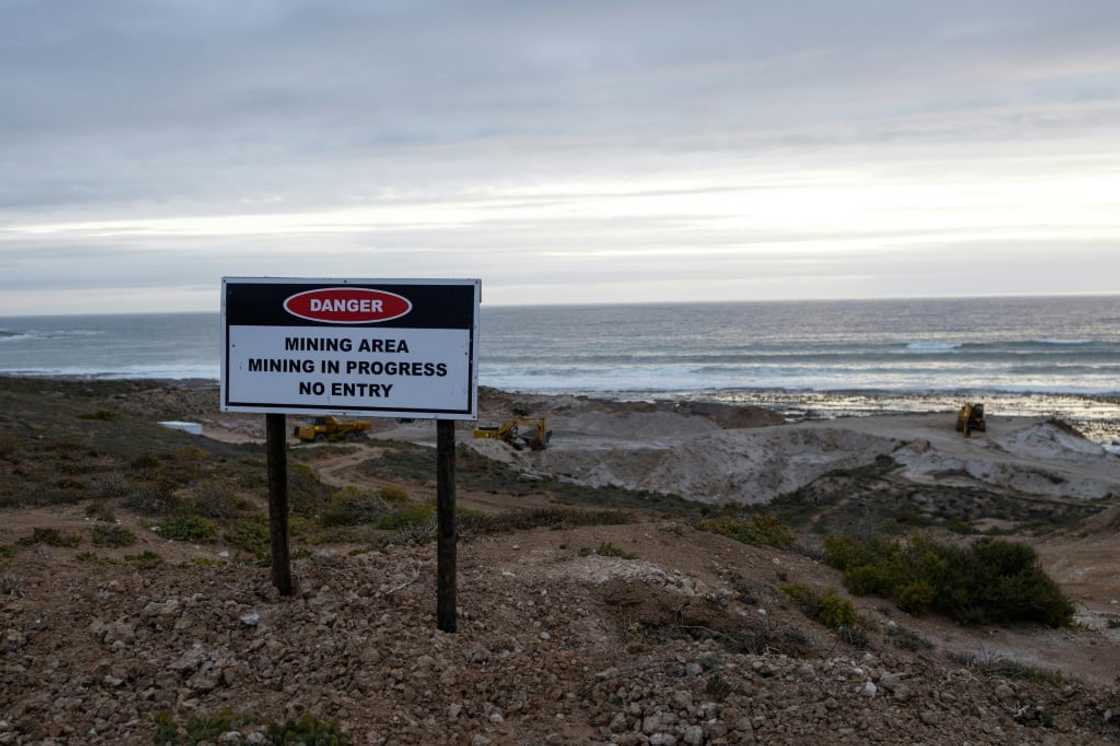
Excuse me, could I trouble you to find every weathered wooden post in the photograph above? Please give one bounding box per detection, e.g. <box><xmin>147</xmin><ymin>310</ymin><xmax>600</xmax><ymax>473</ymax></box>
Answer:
<box><xmin>436</xmin><ymin>420</ymin><xmax>457</xmax><ymax>632</ymax></box>
<box><xmin>265</xmin><ymin>413</ymin><xmax>294</xmax><ymax>596</ymax></box>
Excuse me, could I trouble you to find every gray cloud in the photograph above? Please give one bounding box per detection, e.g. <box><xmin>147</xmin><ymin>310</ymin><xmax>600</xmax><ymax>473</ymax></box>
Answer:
<box><xmin>1</xmin><ymin>0</ymin><xmax>1118</xmax><ymax>311</ymax></box>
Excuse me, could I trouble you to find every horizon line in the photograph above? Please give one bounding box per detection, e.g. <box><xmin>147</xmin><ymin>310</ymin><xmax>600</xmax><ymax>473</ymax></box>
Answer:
<box><xmin>0</xmin><ymin>289</ymin><xmax>1118</xmax><ymax>318</ymax></box>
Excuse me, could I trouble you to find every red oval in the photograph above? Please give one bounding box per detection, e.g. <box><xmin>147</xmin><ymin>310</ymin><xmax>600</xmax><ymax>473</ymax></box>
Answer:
<box><xmin>283</xmin><ymin>287</ymin><xmax>412</xmax><ymax>324</ymax></box>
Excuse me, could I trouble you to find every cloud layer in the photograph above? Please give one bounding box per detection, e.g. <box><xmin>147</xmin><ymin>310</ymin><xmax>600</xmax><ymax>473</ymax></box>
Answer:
<box><xmin>2</xmin><ymin>0</ymin><xmax>1118</xmax><ymax>312</ymax></box>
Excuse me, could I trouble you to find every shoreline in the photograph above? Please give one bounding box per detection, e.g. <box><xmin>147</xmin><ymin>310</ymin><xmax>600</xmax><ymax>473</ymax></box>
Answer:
<box><xmin>4</xmin><ymin>373</ymin><xmax>1118</xmax><ymax>447</ymax></box>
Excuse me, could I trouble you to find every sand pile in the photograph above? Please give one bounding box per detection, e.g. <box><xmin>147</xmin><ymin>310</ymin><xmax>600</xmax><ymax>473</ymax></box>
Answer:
<box><xmin>504</xmin><ymin>413</ymin><xmax>1120</xmax><ymax>506</ymax></box>
<box><xmin>530</xmin><ymin>427</ymin><xmax>898</xmax><ymax>504</ymax></box>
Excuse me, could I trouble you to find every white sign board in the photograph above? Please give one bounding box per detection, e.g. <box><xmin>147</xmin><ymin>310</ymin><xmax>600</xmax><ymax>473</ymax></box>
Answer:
<box><xmin>220</xmin><ymin>277</ymin><xmax>480</xmax><ymax>419</ymax></box>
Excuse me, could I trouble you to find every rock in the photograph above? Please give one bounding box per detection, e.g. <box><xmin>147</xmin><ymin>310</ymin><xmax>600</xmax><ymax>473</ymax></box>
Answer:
<box><xmin>861</xmin><ymin>682</ymin><xmax>878</xmax><ymax>697</ymax></box>
<box><xmin>994</xmin><ymin>684</ymin><xmax>1015</xmax><ymax>704</ymax></box>
<box><xmin>919</xmin><ymin>710</ymin><xmax>940</xmax><ymax>726</ymax></box>
<box><xmin>892</xmin><ymin>684</ymin><xmax>913</xmax><ymax>703</ymax></box>
<box><xmin>683</xmin><ymin>724</ymin><xmax>704</xmax><ymax>745</ymax></box>
<box><xmin>3</xmin><ymin>629</ymin><xmax>25</xmax><ymax>652</ymax></box>
<box><xmin>143</xmin><ymin>599</ymin><xmax>180</xmax><ymax>618</ymax></box>
<box><xmin>609</xmin><ymin>712</ymin><xmax>628</xmax><ymax>733</ymax></box>
<box><xmin>448</xmin><ymin>703</ymin><xmax>463</xmax><ymax>720</ymax></box>
<box><xmin>470</xmin><ymin>736</ymin><xmax>491</xmax><ymax>746</ymax></box>
<box><xmin>539</xmin><ymin>631</ymin><xmax>551</xmax><ymax>641</ymax></box>
<box><xmin>672</xmin><ymin>690</ymin><xmax>694</xmax><ymax>711</ymax></box>
<box><xmin>650</xmin><ymin>734</ymin><xmax>678</xmax><ymax>746</ymax></box>
<box><xmin>245</xmin><ymin>734</ymin><xmax>266</xmax><ymax>746</ymax></box>
<box><xmin>239</xmin><ymin>612</ymin><xmax>260</xmax><ymax>627</ymax></box>
<box><xmin>685</xmin><ymin>662</ymin><xmax>703</xmax><ymax>676</ymax></box>
<box><xmin>217</xmin><ymin>732</ymin><xmax>243</xmax><ymax>744</ymax></box>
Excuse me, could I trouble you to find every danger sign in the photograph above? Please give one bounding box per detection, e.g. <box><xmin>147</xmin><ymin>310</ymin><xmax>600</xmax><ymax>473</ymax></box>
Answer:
<box><xmin>220</xmin><ymin>277</ymin><xmax>480</xmax><ymax>419</ymax></box>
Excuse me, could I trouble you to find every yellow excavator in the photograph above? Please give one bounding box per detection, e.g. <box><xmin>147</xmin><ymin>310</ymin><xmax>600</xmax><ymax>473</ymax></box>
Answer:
<box><xmin>293</xmin><ymin>416</ymin><xmax>371</xmax><ymax>443</ymax></box>
<box><xmin>956</xmin><ymin>403</ymin><xmax>986</xmax><ymax>438</ymax></box>
<box><xmin>473</xmin><ymin>417</ymin><xmax>551</xmax><ymax>451</ymax></box>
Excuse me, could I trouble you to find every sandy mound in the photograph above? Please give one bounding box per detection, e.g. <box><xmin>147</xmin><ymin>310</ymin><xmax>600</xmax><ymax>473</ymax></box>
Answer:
<box><xmin>530</xmin><ymin>427</ymin><xmax>898</xmax><ymax>504</ymax></box>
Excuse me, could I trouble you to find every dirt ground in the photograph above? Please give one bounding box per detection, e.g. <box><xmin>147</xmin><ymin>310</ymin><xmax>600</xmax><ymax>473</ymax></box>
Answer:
<box><xmin>2</xmin><ymin>378</ymin><xmax>1120</xmax><ymax>744</ymax></box>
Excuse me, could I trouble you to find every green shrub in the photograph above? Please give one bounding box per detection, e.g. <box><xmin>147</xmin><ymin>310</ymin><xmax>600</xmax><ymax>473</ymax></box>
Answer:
<box><xmin>699</xmin><ymin>513</ymin><xmax>794</xmax><ymax>549</ymax></box>
<box><xmin>224</xmin><ymin>517</ymin><xmax>271</xmax><ymax>561</ymax></box>
<box><xmin>824</xmin><ymin>533</ymin><xmax>1074</xmax><ymax>627</ymax></box>
<box><xmin>158</xmin><ymin>515</ymin><xmax>217</xmax><ymax>542</ymax></box>
<box><xmin>896</xmin><ymin>580</ymin><xmax>935</xmax><ymax>614</ymax></box>
<box><xmin>188</xmin><ymin>481</ymin><xmax>242</xmax><ymax>519</ymax></box>
<box><xmin>0</xmin><ymin>545</ymin><xmax>16</xmax><ymax>561</ymax></box>
<box><xmin>85</xmin><ymin>501</ymin><xmax>117</xmax><ymax>523</ymax></box>
<box><xmin>267</xmin><ymin>714</ymin><xmax>351</xmax><ymax>745</ymax></box>
<box><xmin>91</xmin><ymin>525</ymin><xmax>137</xmax><ymax>547</ymax></box>
<box><xmin>817</xmin><ymin>591</ymin><xmax>858</xmax><ymax>629</ymax></box>
<box><xmin>289</xmin><ymin>463</ymin><xmax>334</xmax><ymax>516</ymax></box>
<box><xmin>321</xmin><ymin>487</ymin><xmax>389</xmax><ymax>527</ymax></box>
<box><xmin>19</xmin><ymin>527</ymin><xmax>81</xmax><ymax>548</ymax></box>
<box><xmin>887</xmin><ymin>624</ymin><xmax>933</xmax><ymax>651</ymax></box>
<box><xmin>130</xmin><ymin>454</ymin><xmax>160</xmax><ymax>471</ymax></box>
<box><xmin>125</xmin><ymin>482</ymin><xmax>183</xmax><ymax>515</ymax></box>
<box><xmin>460</xmin><ymin>507</ymin><xmax>632</xmax><ymax>535</ymax></box>
<box><xmin>595</xmin><ymin>542</ymin><xmax>638</xmax><ymax>560</ymax></box>
<box><xmin>123</xmin><ymin>550</ymin><xmax>163</xmax><ymax>569</ymax></box>
<box><xmin>782</xmin><ymin>583</ymin><xmax>860</xmax><ymax>632</ymax></box>
<box><xmin>374</xmin><ymin>504</ymin><xmax>435</xmax><ymax>531</ymax></box>
<box><xmin>91</xmin><ymin>473</ymin><xmax>129</xmax><ymax>499</ymax></box>
<box><xmin>378</xmin><ymin>484</ymin><xmax>409</xmax><ymax>504</ymax></box>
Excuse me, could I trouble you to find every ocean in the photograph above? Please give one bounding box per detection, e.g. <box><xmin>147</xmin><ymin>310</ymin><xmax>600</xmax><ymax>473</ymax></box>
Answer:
<box><xmin>2</xmin><ymin>295</ymin><xmax>1119</xmax><ymax>443</ymax></box>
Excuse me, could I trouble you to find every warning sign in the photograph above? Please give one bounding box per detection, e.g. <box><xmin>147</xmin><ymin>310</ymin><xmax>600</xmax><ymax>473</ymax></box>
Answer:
<box><xmin>220</xmin><ymin>277</ymin><xmax>480</xmax><ymax>419</ymax></box>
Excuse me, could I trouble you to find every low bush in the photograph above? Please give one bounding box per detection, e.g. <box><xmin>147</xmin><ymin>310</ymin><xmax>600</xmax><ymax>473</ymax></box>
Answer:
<box><xmin>781</xmin><ymin>583</ymin><xmax>860</xmax><ymax>632</ymax></box>
<box><xmin>85</xmin><ymin>501</ymin><xmax>117</xmax><ymax>522</ymax></box>
<box><xmin>90</xmin><ymin>524</ymin><xmax>137</xmax><ymax>547</ymax></box>
<box><xmin>823</xmin><ymin>533</ymin><xmax>1074</xmax><ymax>627</ymax></box>
<box><xmin>320</xmin><ymin>487</ymin><xmax>390</xmax><ymax>527</ymax></box>
<box><xmin>948</xmin><ymin>651</ymin><xmax>1065</xmax><ymax>686</ymax></box>
<box><xmin>91</xmin><ymin>473</ymin><xmax>129</xmax><ymax>499</ymax></box>
<box><xmin>124</xmin><ymin>550</ymin><xmax>163</xmax><ymax>569</ymax></box>
<box><xmin>374</xmin><ymin>504</ymin><xmax>436</xmax><ymax>531</ymax></box>
<box><xmin>129</xmin><ymin>454</ymin><xmax>161</xmax><ymax>471</ymax></box>
<box><xmin>378</xmin><ymin>484</ymin><xmax>409</xmax><ymax>504</ymax></box>
<box><xmin>125</xmin><ymin>487</ymin><xmax>183</xmax><ymax>516</ymax></box>
<box><xmin>158</xmin><ymin>515</ymin><xmax>217</xmax><ymax>542</ymax></box>
<box><xmin>460</xmin><ymin>507</ymin><xmax>632</xmax><ymax>535</ymax></box>
<box><xmin>190</xmin><ymin>481</ymin><xmax>240</xmax><ymax>519</ymax></box>
<box><xmin>267</xmin><ymin>714</ymin><xmax>352</xmax><ymax>745</ymax></box>
<box><xmin>698</xmin><ymin>513</ymin><xmax>794</xmax><ymax>549</ymax></box>
<box><xmin>595</xmin><ymin>542</ymin><xmax>638</xmax><ymax>560</ymax></box>
<box><xmin>887</xmin><ymin>624</ymin><xmax>933</xmax><ymax>651</ymax></box>
<box><xmin>19</xmin><ymin>527</ymin><xmax>82</xmax><ymax>548</ymax></box>
<box><xmin>224</xmin><ymin>517</ymin><xmax>271</xmax><ymax>561</ymax></box>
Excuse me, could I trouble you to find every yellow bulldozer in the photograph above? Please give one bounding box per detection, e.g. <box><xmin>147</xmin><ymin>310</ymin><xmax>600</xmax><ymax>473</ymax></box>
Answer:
<box><xmin>956</xmin><ymin>403</ymin><xmax>986</xmax><ymax>438</ymax></box>
<box><xmin>473</xmin><ymin>417</ymin><xmax>551</xmax><ymax>451</ymax></box>
<box><xmin>293</xmin><ymin>416</ymin><xmax>371</xmax><ymax>443</ymax></box>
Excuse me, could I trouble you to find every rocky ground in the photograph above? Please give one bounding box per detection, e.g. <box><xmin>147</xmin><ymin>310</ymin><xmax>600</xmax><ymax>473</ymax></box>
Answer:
<box><xmin>2</xmin><ymin>378</ymin><xmax>1120</xmax><ymax>744</ymax></box>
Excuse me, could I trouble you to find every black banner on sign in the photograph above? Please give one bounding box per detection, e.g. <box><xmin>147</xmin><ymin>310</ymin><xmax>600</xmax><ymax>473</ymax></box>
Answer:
<box><xmin>225</xmin><ymin>282</ymin><xmax>476</xmax><ymax>329</ymax></box>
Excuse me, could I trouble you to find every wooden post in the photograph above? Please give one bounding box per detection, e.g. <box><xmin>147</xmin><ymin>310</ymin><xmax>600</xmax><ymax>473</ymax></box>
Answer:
<box><xmin>265</xmin><ymin>413</ymin><xmax>294</xmax><ymax>596</ymax></box>
<box><xmin>436</xmin><ymin>420</ymin><xmax>457</xmax><ymax>632</ymax></box>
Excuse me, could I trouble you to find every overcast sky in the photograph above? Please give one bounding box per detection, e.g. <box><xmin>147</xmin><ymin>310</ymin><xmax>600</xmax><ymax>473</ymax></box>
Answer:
<box><xmin>1</xmin><ymin>0</ymin><xmax>1118</xmax><ymax>314</ymax></box>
